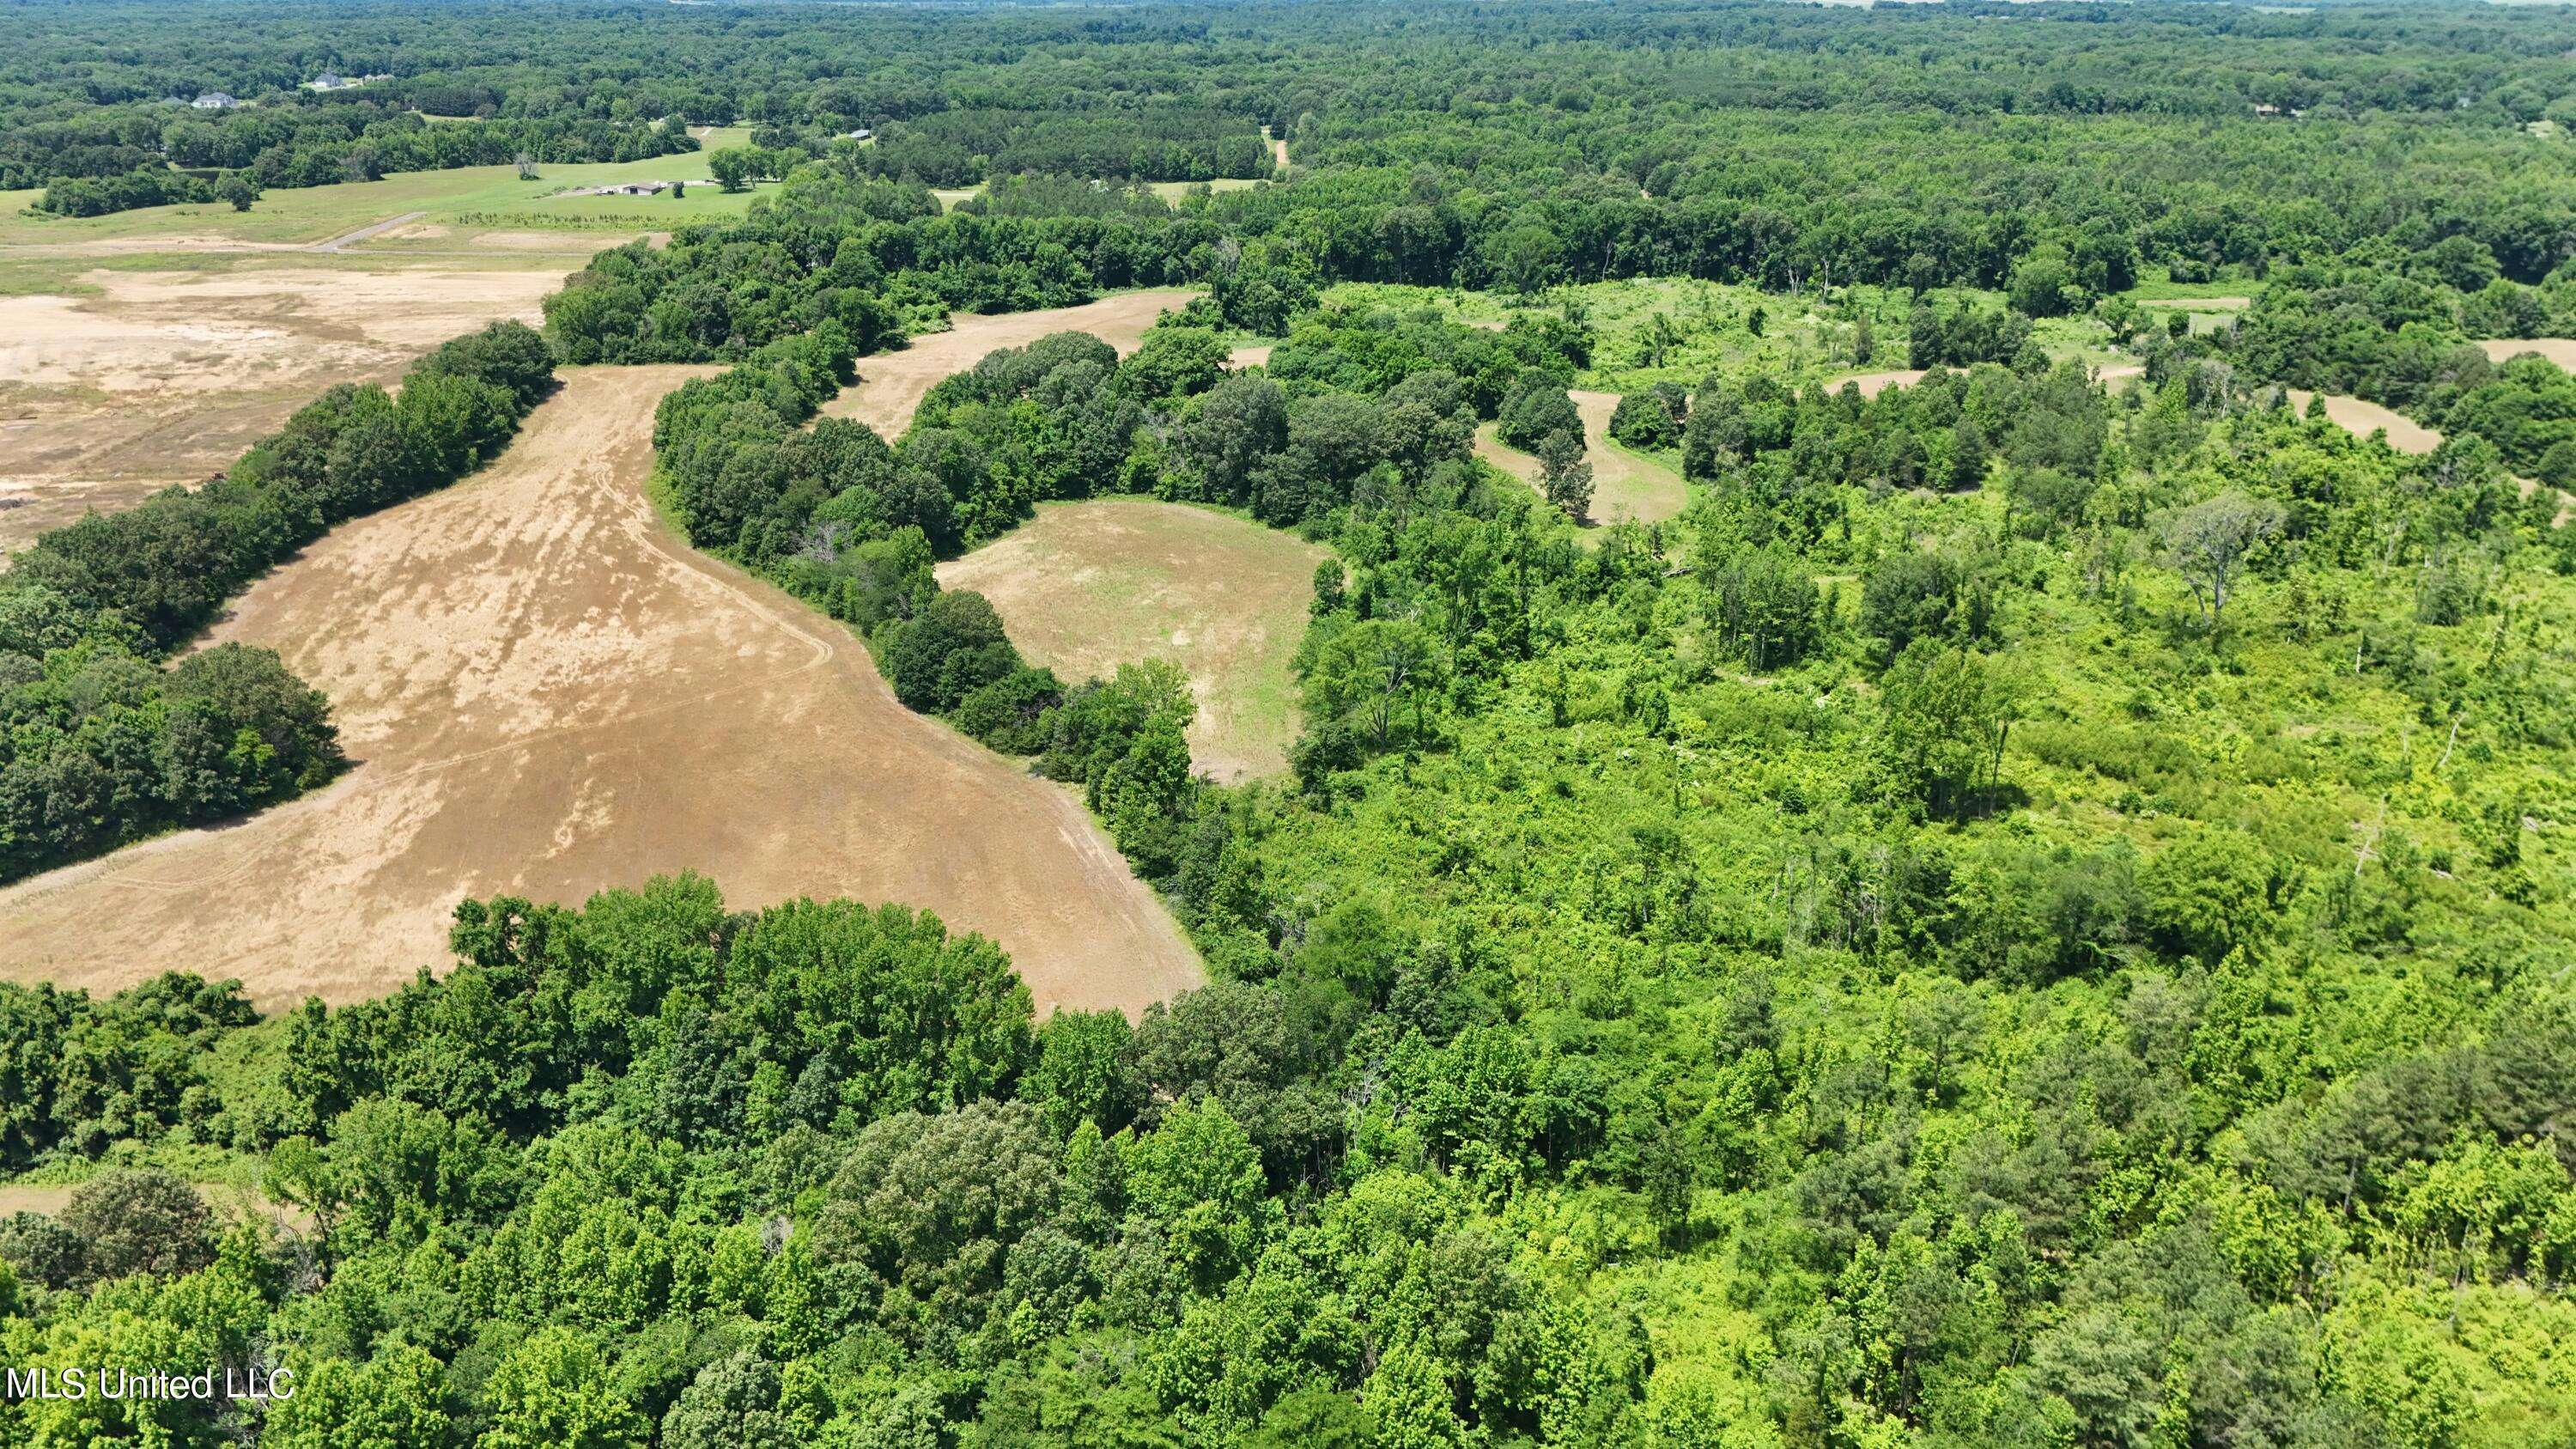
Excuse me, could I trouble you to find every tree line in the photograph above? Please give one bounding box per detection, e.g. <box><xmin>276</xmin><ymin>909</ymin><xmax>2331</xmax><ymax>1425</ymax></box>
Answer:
<box><xmin>0</xmin><ymin>322</ymin><xmax>556</xmax><ymax>883</ymax></box>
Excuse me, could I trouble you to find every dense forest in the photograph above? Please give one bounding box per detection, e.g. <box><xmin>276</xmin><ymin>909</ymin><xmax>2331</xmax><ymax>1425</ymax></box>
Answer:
<box><xmin>9</xmin><ymin>1</ymin><xmax>2576</xmax><ymax>1446</ymax></box>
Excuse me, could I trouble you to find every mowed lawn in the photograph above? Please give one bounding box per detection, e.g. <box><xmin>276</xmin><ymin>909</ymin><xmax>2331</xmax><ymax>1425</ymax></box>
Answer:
<box><xmin>936</xmin><ymin>498</ymin><xmax>1327</xmax><ymax>783</ymax></box>
<box><xmin>0</xmin><ymin>127</ymin><xmax>763</xmax><ymax>249</ymax></box>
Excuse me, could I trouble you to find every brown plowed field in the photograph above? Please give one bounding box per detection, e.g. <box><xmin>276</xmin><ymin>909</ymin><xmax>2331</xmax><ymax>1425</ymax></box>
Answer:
<box><xmin>819</xmin><ymin>289</ymin><xmax>1200</xmax><ymax>436</ymax></box>
<box><xmin>0</xmin><ymin>363</ymin><xmax>1200</xmax><ymax>1016</ymax></box>
<box><xmin>0</xmin><ymin>262</ymin><xmax>566</xmax><ymax>554</ymax></box>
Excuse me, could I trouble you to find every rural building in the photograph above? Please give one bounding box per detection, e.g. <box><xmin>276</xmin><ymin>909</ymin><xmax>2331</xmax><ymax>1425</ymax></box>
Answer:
<box><xmin>564</xmin><ymin>180</ymin><xmax>677</xmax><ymax>197</ymax></box>
<box><xmin>191</xmin><ymin>91</ymin><xmax>240</xmax><ymax>110</ymax></box>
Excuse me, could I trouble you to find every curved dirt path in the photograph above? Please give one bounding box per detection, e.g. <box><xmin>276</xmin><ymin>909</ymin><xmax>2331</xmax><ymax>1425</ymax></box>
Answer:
<box><xmin>0</xmin><ymin>365</ymin><xmax>1200</xmax><ymax>1015</ymax></box>
<box><xmin>1474</xmin><ymin>388</ymin><xmax>1687</xmax><ymax>526</ymax></box>
<box><xmin>818</xmin><ymin>289</ymin><xmax>1200</xmax><ymax>436</ymax></box>
<box><xmin>2478</xmin><ymin>338</ymin><xmax>2576</xmax><ymax>369</ymax></box>
<box><xmin>2282</xmin><ymin>389</ymin><xmax>2443</xmax><ymax>455</ymax></box>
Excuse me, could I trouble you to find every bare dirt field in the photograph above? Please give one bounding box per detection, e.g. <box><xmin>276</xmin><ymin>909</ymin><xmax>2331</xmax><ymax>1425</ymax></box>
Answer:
<box><xmin>1832</xmin><ymin>368</ymin><xmax>1927</xmax><ymax>398</ymax></box>
<box><xmin>819</xmin><ymin>289</ymin><xmax>1200</xmax><ymax>436</ymax></box>
<box><xmin>938</xmin><ymin>499</ymin><xmax>1327</xmax><ymax>782</ymax></box>
<box><xmin>0</xmin><ymin>364</ymin><xmax>1200</xmax><ymax>1017</ymax></box>
<box><xmin>2478</xmin><ymin>338</ymin><xmax>2576</xmax><ymax>368</ymax></box>
<box><xmin>2283</xmin><ymin>389</ymin><xmax>2444</xmax><ymax>454</ymax></box>
<box><xmin>0</xmin><ymin>260</ymin><xmax>568</xmax><ymax>554</ymax></box>
<box><xmin>1227</xmin><ymin>343</ymin><xmax>1273</xmax><ymax>369</ymax></box>
<box><xmin>1475</xmin><ymin>388</ymin><xmax>1688</xmax><ymax>526</ymax></box>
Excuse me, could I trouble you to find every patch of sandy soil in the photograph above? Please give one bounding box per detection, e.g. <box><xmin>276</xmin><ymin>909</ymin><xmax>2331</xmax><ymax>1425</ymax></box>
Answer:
<box><xmin>2283</xmin><ymin>389</ymin><xmax>2443</xmax><ymax>455</ymax></box>
<box><xmin>939</xmin><ymin>499</ymin><xmax>1327</xmax><ymax>782</ymax></box>
<box><xmin>1831</xmin><ymin>368</ymin><xmax>1926</xmax><ymax>398</ymax></box>
<box><xmin>2276</xmin><ymin>381</ymin><xmax>2570</xmax><ymax>523</ymax></box>
<box><xmin>0</xmin><ymin>365</ymin><xmax>1201</xmax><ymax>1017</ymax></box>
<box><xmin>2140</xmin><ymin>295</ymin><xmax>2251</xmax><ymax>312</ymax></box>
<box><xmin>367</xmin><ymin>222</ymin><xmax>615</xmax><ymax>253</ymax></box>
<box><xmin>819</xmin><ymin>289</ymin><xmax>1200</xmax><ymax>436</ymax></box>
<box><xmin>0</xmin><ymin>264</ymin><xmax>567</xmax><ymax>555</ymax></box>
<box><xmin>1474</xmin><ymin>388</ymin><xmax>1688</xmax><ymax>526</ymax></box>
<box><xmin>2477</xmin><ymin>338</ymin><xmax>2576</xmax><ymax>368</ymax></box>
<box><xmin>0</xmin><ymin>1180</ymin><xmax>310</xmax><ymax>1233</ymax></box>
<box><xmin>1226</xmin><ymin>344</ymin><xmax>1273</xmax><ymax>369</ymax></box>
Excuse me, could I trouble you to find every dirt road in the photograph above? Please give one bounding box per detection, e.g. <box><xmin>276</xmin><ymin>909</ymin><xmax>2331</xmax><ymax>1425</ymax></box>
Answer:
<box><xmin>0</xmin><ymin>365</ymin><xmax>1201</xmax><ymax>1016</ymax></box>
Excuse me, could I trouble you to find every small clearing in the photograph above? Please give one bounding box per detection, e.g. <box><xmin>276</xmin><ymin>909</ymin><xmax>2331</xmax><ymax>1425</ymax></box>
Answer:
<box><xmin>2477</xmin><ymin>338</ymin><xmax>2576</xmax><ymax>368</ymax></box>
<box><xmin>820</xmin><ymin>289</ymin><xmax>1200</xmax><ymax>436</ymax></box>
<box><xmin>0</xmin><ymin>365</ymin><xmax>1201</xmax><ymax>1017</ymax></box>
<box><xmin>1475</xmin><ymin>388</ymin><xmax>1688</xmax><ymax>526</ymax></box>
<box><xmin>2282</xmin><ymin>389</ymin><xmax>2443</xmax><ymax>454</ymax></box>
<box><xmin>0</xmin><ymin>260</ymin><xmax>568</xmax><ymax>554</ymax></box>
<box><xmin>1226</xmin><ymin>343</ymin><xmax>1273</xmax><ymax>369</ymax></box>
<box><xmin>938</xmin><ymin>499</ymin><xmax>1327</xmax><ymax>782</ymax></box>
<box><xmin>1832</xmin><ymin>368</ymin><xmax>1926</xmax><ymax>398</ymax></box>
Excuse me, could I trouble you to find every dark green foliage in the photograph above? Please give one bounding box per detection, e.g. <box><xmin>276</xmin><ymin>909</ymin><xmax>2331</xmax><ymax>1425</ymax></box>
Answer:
<box><xmin>58</xmin><ymin>1169</ymin><xmax>217</xmax><ymax>1283</ymax></box>
<box><xmin>883</xmin><ymin>590</ymin><xmax>1019</xmax><ymax>713</ymax></box>
<box><xmin>1609</xmin><ymin>384</ymin><xmax>1687</xmax><ymax>450</ymax></box>
<box><xmin>854</xmin><ymin>107</ymin><xmax>1271</xmax><ymax>186</ymax></box>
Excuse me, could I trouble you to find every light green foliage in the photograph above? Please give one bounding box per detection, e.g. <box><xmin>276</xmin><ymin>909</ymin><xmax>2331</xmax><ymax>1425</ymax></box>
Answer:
<box><xmin>477</xmin><ymin>1326</ymin><xmax>647</xmax><ymax>1449</ymax></box>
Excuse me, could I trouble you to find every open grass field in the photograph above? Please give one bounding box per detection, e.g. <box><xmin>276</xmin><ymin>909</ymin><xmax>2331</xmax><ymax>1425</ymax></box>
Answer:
<box><xmin>0</xmin><ymin>362</ymin><xmax>1201</xmax><ymax>1016</ymax></box>
<box><xmin>820</xmin><ymin>287</ymin><xmax>1200</xmax><ymax>435</ymax></box>
<box><xmin>0</xmin><ymin>253</ymin><xmax>573</xmax><ymax>555</ymax></box>
<box><xmin>0</xmin><ymin>128</ymin><xmax>758</xmax><ymax>253</ymax></box>
<box><xmin>1474</xmin><ymin>388</ymin><xmax>1689</xmax><ymax>527</ymax></box>
<box><xmin>938</xmin><ymin>499</ymin><xmax>1327</xmax><ymax>782</ymax></box>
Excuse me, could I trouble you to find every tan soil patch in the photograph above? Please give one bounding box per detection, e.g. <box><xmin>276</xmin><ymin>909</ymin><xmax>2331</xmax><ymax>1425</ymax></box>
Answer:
<box><xmin>371</xmin><ymin>222</ymin><xmax>615</xmax><ymax>253</ymax></box>
<box><xmin>0</xmin><ymin>264</ymin><xmax>567</xmax><ymax>555</ymax></box>
<box><xmin>938</xmin><ymin>499</ymin><xmax>1326</xmax><ymax>782</ymax></box>
<box><xmin>0</xmin><ymin>365</ymin><xmax>1200</xmax><ymax>1017</ymax></box>
<box><xmin>0</xmin><ymin>1180</ymin><xmax>310</xmax><ymax>1233</ymax></box>
<box><xmin>2140</xmin><ymin>295</ymin><xmax>2251</xmax><ymax>311</ymax></box>
<box><xmin>1474</xmin><ymin>388</ymin><xmax>1688</xmax><ymax>526</ymax></box>
<box><xmin>2284</xmin><ymin>389</ymin><xmax>2443</xmax><ymax>454</ymax></box>
<box><xmin>819</xmin><ymin>289</ymin><xmax>1199</xmax><ymax>436</ymax></box>
<box><xmin>2477</xmin><ymin>338</ymin><xmax>2576</xmax><ymax>368</ymax></box>
<box><xmin>1832</xmin><ymin>368</ymin><xmax>1926</xmax><ymax>398</ymax></box>
<box><xmin>1226</xmin><ymin>344</ymin><xmax>1273</xmax><ymax>369</ymax></box>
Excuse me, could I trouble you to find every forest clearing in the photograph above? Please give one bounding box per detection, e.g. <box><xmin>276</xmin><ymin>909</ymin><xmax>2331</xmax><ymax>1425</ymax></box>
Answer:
<box><xmin>0</xmin><ymin>363</ymin><xmax>1200</xmax><ymax>1014</ymax></box>
<box><xmin>1473</xmin><ymin>387</ymin><xmax>1688</xmax><ymax>524</ymax></box>
<box><xmin>936</xmin><ymin>497</ymin><xmax>1328</xmax><ymax>782</ymax></box>
<box><xmin>2284</xmin><ymin>387</ymin><xmax>2445</xmax><ymax>454</ymax></box>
